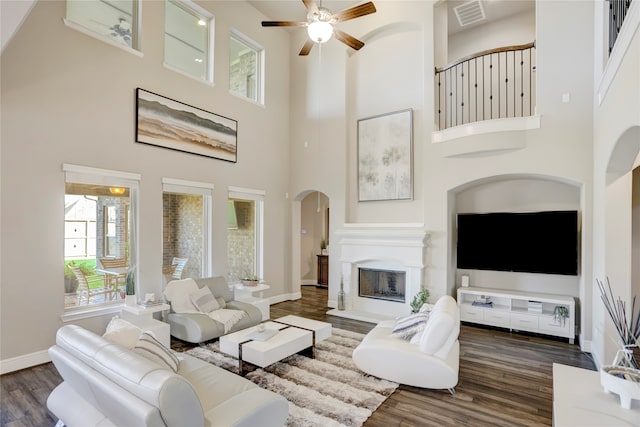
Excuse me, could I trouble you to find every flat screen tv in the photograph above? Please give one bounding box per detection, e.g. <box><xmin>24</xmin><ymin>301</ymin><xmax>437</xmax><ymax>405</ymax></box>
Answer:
<box><xmin>456</xmin><ymin>210</ymin><xmax>579</xmax><ymax>276</ymax></box>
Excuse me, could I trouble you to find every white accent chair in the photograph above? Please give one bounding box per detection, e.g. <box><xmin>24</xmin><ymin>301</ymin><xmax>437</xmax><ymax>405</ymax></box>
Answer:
<box><xmin>352</xmin><ymin>295</ymin><xmax>460</xmax><ymax>392</ymax></box>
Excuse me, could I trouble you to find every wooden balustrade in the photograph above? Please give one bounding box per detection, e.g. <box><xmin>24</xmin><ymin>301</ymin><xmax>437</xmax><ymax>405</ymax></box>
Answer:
<box><xmin>435</xmin><ymin>42</ymin><xmax>536</xmax><ymax>131</ymax></box>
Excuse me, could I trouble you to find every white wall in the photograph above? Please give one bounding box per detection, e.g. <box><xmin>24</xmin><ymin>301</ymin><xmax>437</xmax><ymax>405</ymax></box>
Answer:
<box><xmin>0</xmin><ymin>0</ymin><xmax>291</xmax><ymax>363</ymax></box>
<box><xmin>288</xmin><ymin>1</ymin><xmax>595</xmax><ymax>345</ymax></box>
<box><xmin>447</xmin><ymin>8</ymin><xmax>535</xmax><ymax>64</ymax></box>
<box><xmin>592</xmin><ymin>0</ymin><xmax>640</xmax><ymax>366</ymax></box>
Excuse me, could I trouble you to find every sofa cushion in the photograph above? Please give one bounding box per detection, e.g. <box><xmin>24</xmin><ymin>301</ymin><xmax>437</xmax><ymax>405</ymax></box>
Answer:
<box><xmin>164</xmin><ymin>279</ymin><xmax>200</xmax><ymax>314</ymax></box>
<box><xmin>196</xmin><ymin>276</ymin><xmax>234</xmax><ymax>302</ymax></box>
<box><xmin>103</xmin><ymin>317</ymin><xmax>142</xmax><ymax>349</ymax></box>
<box><xmin>190</xmin><ymin>286</ymin><xmax>220</xmax><ymax>313</ymax></box>
<box><xmin>133</xmin><ymin>332</ymin><xmax>180</xmax><ymax>373</ymax></box>
<box><xmin>391</xmin><ymin>312</ymin><xmax>429</xmax><ymax>340</ymax></box>
<box><xmin>216</xmin><ymin>296</ymin><xmax>226</xmax><ymax>309</ymax></box>
<box><xmin>418</xmin><ymin>296</ymin><xmax>459</xmax><ymax>356</ymax></box>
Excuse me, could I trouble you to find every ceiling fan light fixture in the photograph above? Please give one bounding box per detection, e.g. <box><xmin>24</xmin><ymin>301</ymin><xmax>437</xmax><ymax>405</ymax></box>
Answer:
<box><xmin>307</xmin><ymin>21</ymin><xmax>333</xmax><ymax>43</ymax></box>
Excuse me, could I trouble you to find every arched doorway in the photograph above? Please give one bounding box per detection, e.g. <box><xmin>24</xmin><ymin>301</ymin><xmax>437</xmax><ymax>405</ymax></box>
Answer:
<box><xmin>299</xmin><ymin>191</ymin><xmax>330</xmax><ymax>287</ymax></box>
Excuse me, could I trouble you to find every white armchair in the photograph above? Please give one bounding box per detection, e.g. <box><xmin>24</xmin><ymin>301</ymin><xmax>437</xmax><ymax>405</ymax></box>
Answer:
<box><xmin>352</xmin><ymin>295</ymin><xmax>460</xmax><ymax>392</ymax></box>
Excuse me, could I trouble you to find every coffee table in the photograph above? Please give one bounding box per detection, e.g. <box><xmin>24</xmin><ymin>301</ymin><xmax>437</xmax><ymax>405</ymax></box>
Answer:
<box><xmin>219</xmin><ymin>315</ymin><xmax>332</xmax><ymax>375</ymax></box>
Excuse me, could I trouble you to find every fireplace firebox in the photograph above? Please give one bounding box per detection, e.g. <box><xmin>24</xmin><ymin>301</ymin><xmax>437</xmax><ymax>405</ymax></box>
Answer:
<box><xmin>358</xmin><ymin>268</ymin><xmax>406</xmax><ymax>303</ymax></box>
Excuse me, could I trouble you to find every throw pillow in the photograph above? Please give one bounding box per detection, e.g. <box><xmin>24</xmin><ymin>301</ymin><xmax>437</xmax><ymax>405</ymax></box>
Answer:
<box><xmin>391</xmin><ymin>312</ymin><xmax>429</xmax><ymax>340</ymax></box>
<box><xmin>133</xmin><ymin>332</ymin><xmax>180</xmax><ymax>373</ymax></box>
<box><xmin>103</xmin><ymin>317</ymin><xmax>142</xmax><ymax>349</ymax></box>
<box><xmin>163</xmin><ymin>278</ymin><xmax>200</xmax><ymax>314</ymax></box>
<box><xmin>216</xmin><ymin>296</ymin><xmax>226</xmax><ymax>309</ymax></box>
<box><xmin>190</xmin><ymin>286</ymin><xmax>219</xmax><ymax>313</ymax></box>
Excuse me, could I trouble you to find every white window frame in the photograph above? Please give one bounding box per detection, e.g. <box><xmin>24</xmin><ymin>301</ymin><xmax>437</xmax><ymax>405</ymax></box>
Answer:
<box><xmin>63</xmin><ymin>0</ymin><xmax>143</xmax><ymax>57</ymax></box>
<box><xmin>162</xmin><ymin>178</ymin><xmax>214</xmax><ymax>278</ymax></box>
<box><xmin>228</xmin><ymin>186</ymin><xmax>265</xmax><ymax>280</ymax></box>
<box><xmin>62</xmin><ymin>164</ymin><xmax>141</xmax><ymax>321</ymax></box>
<box><xmin>229</xmin><ymin>30</ymin><xmax>265</xmax><ymax>105</ymax></box>
<box><xmin>163</xmin><ymin>0</ymin><xmax>215</xmax><ymax>84</ymax></box>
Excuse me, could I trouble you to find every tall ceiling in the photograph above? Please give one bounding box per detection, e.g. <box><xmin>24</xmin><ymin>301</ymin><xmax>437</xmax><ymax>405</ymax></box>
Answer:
<box><xmin>2</xmin><ymin>1</ymin><xmax>535</xmax><ymax>54</ymax></box>
<box><xmin>248</xmin><ymin>0</ymin><xmax>535</xmax><ymax>35</ymax></box>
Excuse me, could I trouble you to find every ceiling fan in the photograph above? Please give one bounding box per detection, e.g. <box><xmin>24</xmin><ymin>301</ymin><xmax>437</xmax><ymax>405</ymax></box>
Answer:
<box><xmin>261</xmin><ymin>0</ymin><xmax>376</xmax><ymax>56</ymax></box>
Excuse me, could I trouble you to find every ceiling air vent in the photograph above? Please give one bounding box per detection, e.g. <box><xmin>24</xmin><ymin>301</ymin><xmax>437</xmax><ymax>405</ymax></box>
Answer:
<box><xmin>454</xmin><ymin>0</ymin><xmax>486</xmax><ymax>27</ymax></box>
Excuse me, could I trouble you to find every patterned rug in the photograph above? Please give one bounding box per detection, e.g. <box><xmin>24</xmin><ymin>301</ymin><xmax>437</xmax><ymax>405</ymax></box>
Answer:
<box><xmin>185</xmin><ymin>328</ymin><xmax>398</xmax><ymax>427</ymax></box>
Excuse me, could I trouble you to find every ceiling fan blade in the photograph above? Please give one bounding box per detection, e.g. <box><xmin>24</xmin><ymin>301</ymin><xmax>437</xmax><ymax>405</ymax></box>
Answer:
<box><xmin>332</xmin><ymin>2</ymin><xmax>376</xmax><ymax>22</ymax></box>
<box><xmin>333</xmin><ymin>29</ymin><xmax>365</xmax><ymax>51</ymax></box>
<box><xmin>302</xmin><ymin>0</ymin><xmax>319</xmax><ymax>15</ymax></box>
<box><xmin>262</xmin><ymin>21</ymin><xmax>308</xmax><ymax>27</ymax></box>
<box><xmin>299</xmin><ymin>39</ymin><xmax>314</xmax><ymax>56</ymax></box>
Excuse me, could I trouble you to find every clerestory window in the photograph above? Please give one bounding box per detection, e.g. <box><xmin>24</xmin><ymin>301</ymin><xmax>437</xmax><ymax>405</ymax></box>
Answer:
<box><xmin>229</xmin><ymin>31</ymin><xmax>264</xmax><ymax>104</ymax></box>
<box><xmin>164</xmin><ymin>0</ymin><xmax>214</xmax><ymax>82</ymax></box>
<box><xmin>65</xmin><ymin>0</ymin><xmax>140</xmax><ymax>51</ymax></box>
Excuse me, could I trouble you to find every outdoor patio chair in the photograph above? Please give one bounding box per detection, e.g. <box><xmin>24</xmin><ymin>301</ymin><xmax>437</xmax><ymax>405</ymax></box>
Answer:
<box><xmin>69</xmin><ymin>265</ymin><xmax>115</xmax><ymax>304</ymax></box>
<box><xmin>99</xmin><ymin>257</ymin><xmax>127</xmax><ymax>292</ymax></box>
<box><xmin>170</xmin><ymin>257</ymin><xmax>188</xmax><ymax>280</ymax></box>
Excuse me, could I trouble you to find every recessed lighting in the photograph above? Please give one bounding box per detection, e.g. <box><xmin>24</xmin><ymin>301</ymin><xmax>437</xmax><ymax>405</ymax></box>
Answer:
<box><xmin>194</xmin><ymin>58</ymin><xmax>203</xmax><ymax>63</ymax></box>
<box><xmin>198</xmin><ymin>19</ymin><xmax>206</xmax><ymax>26</ymax></box>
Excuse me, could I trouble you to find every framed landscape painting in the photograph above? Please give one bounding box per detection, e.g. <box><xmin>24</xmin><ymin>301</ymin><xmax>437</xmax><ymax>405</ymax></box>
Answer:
<box><xmin>136</xmin><ymin>88</ymin><xmax>237</xmax><ymax>162</ymax></box>
<box><xmin>357</xmin><ymin>109</ymin><xmax>413</xmax><ymax>202</ymax></box>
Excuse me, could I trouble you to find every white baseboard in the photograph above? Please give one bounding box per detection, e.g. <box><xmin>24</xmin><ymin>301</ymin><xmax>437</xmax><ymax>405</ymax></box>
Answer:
<box><xmin>267</xmin><ymin>292</ymin><xmax>301</xmax><ymax>306</ymax></box>
<box><xmin>1</xmin><ymin>349</ymin><xmax>51</xmax><ymax>374</ymax></box>
<box><xmin>301</xmin><ymin>280</ymin><xmax>317</xmax><ymax>286</ymax></box>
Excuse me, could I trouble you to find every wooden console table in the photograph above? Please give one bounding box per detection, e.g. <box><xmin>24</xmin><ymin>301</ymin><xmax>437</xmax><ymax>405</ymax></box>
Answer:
<box><xmin>316</xmin><ymin>255</ymin><xmax>328</xmax><ymax>288</ymax></box>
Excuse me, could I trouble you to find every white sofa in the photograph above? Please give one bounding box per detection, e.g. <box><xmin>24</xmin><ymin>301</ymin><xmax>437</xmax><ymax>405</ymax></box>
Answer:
<box><xmin>47</xmin><ymin>324</ymin><xmax>288</xmax><ymax>427</ymax></box>
<box><xmin>165</xmin><ymin>276</ymin><xmax>263</xmax><ymax>344</ymax></box>
<box><xmin>352</xmin><ymin>295</ymin><xmax>460</xmax><ymax>391</ymax></box>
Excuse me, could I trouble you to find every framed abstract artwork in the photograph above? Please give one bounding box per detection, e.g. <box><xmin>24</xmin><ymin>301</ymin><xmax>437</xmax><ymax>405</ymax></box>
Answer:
<box><xmin>136</xmin><ymin>88</ymin><xmax>237</xmax><ymax>162</ymax></box>
<box><xmin>357</xmin><ymin>109</ymin><xmax>413</xmax><ymax>201</ymax></box>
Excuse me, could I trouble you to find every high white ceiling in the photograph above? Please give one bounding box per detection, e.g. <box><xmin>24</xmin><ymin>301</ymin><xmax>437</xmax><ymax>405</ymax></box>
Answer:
<box><xmin>248</xmin><ymin>0</ymin><xmax>535</xmax><ymax>35</ymax></box>
<box><xmin>2</xmin><ymin>1</ymin><xmax>535</xmax><ymax>54</ymax></box>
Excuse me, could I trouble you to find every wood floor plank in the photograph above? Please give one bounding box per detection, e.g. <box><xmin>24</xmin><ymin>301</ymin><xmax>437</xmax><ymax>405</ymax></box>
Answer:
<box><xmin>0</xmin><ymin>285</ymin><xmax>595</xmax><ymax>427</ymax></box>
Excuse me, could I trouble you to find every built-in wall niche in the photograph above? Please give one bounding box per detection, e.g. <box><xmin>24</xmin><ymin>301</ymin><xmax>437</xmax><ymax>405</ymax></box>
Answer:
<box><xmin>453</xmin><ymin>176</ymin><xmax>581</xmax><ymax>295</ymax></box>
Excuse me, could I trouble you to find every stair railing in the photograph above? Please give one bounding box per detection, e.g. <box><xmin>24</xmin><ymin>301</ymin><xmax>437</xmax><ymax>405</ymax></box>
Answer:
<box><xmin>435</xmin><ymin>42</ymin><xmax>536</xmax><ymax>131</ymax></box>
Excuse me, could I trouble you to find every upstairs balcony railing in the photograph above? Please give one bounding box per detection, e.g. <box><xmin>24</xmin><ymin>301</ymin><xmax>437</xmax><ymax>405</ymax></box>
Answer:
<box><xmin>609</xmin><ymin>0</ymin><xmax>633</xmax><ymax>53</ymax></box>
<box><xmin>435</xmin><ymin>42</ymin><xmax>536</xmax><ymax>131</ymax></box>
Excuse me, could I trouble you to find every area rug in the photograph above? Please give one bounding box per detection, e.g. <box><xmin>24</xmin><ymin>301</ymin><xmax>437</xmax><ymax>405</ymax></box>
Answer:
<box><xmin>185</xmin><ymin>328</ymin><xmax>398</xmax><ymax>427</ymax></box>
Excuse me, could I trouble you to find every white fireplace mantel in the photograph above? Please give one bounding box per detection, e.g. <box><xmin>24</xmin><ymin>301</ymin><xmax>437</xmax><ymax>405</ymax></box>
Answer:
<box><xmin>328</xmin><ymin>224</ymin><xmax>429</xmax><ymax>323</ymax></box>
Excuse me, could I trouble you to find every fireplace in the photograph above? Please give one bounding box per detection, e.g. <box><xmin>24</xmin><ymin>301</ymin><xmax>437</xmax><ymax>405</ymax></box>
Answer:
<box><xmin>330</xmin><ymin>224</ymin><xmax>429</xmax><ymax>321</ymax></box>
<box><xmin>359</xmin><ymin>268</ymin><xmax>406</xmax><ymax>303</ymax></box>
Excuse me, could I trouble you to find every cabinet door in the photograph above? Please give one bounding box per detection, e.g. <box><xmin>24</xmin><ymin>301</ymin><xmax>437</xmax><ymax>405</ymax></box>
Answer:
<box><xmin>510</xmin><ymin>313</ymin><xmax>539</xmax><ymax>332</ymax></box>
<box><xmin>484</xmin><ymin>310</ymin><xmax>510</xmax><ymax>327</ymax></box>
<box><xmin>538</xmin><ymin>314</ymin><xmax>570</xmax><ymax>337</ymax></box>
<box><xmin>460</xmin><ymin>304</ymin><xmax>484</xmax><ymax>322</ymax></box>
<box><xmin>317</xmin><ymin>255</ymin><xmax>328</xmax><ymax>286</ymax></box>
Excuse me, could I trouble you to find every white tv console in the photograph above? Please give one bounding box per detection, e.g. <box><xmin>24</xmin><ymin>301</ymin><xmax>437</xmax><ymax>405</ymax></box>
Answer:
<box><xmin>457</xmin><ymin>287</ymin><xmax>576</xmax><ymax>344</ymax></box>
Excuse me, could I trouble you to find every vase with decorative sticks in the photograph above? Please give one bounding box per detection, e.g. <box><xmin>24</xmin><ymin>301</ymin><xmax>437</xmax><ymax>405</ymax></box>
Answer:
<box><xmin>597</xmin><ymin>277</ymin><xmax>640</xmax><ymax>409</ymax></box>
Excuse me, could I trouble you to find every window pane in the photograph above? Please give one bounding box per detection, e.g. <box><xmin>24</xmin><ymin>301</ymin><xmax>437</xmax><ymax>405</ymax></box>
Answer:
<box><xmin>66</xmin><ymin>0</ymin><xmax>138</xmax><ymax>49</ymax></box>
<box><xmin>162</xmin><ymin>192</ymin><xmax>204</xmax><ymax>281</ymax></box>
<box><xmin>64</xmin><ymin>183</ymin><xmax>130</xmax><ymax>308</ymax></box>
<box><xmin>230</xmin><ymin>35</ymin><xmax>260</xmax><ymax>103</ymax></box>
<box><xmin>165</xmin><ymin>0</ymin><xmax>210</xmax><ymax>81</ymax></box>
<box><xmin>227</xmin><ymin>198</ymin><xmax>257</xmax><ymax>280</ymax></box>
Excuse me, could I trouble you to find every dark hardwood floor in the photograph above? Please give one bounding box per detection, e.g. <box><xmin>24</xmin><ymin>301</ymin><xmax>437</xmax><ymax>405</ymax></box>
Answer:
<box><xmin>1</xmin><ymin>286</ymin><xmax>594</xmax><ymax>427</ymax></box>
